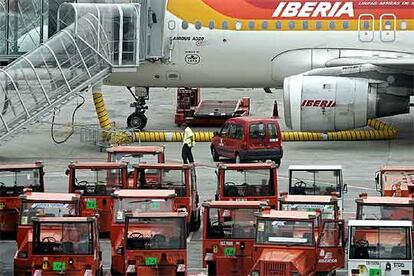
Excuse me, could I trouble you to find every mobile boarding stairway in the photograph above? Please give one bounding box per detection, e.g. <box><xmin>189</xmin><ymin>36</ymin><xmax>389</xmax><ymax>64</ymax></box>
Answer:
<box><xmin>0</xmin><ymin>1</ymin><xmax>166</xmax><ymax>146</ymax></box>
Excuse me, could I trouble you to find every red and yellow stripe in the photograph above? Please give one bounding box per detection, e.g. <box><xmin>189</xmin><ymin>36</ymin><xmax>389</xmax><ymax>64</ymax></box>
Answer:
<box><xmin>167</xmin><ymin>0</ymin><xmax>414</xmax><ymax>31</ymax></box>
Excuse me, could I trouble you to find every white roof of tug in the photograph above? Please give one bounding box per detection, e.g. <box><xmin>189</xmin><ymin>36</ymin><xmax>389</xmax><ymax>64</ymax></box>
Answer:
<box><xmin>348</xmin><ymin>220</ymin><xmax>412</xmax><ymax>227</ymax></box>
<box><xmin>288</xmin><ymin>165</ymin><xmax>343</xmax><ymax>171</ymax></box>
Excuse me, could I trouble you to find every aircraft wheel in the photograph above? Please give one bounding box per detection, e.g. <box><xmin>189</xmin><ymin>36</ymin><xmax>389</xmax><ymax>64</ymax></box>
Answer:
<box><xmin>127</xmin><ymin>112</ymin><xmax>147</xmax><ymax>130</ymax></box>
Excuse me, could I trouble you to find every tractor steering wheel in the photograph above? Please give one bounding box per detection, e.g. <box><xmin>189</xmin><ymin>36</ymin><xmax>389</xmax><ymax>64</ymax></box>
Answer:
<box><xmin>294</xmin><ymin>180</ymin><xmax>307</xmax><ymax>187</ymax></box>
<box><xmin>356</xmin><ymin>239</ymin><xmax>369</xmax><ymax>248</ymax></box>
<box><xmin>42</xmin><ymin>236</ymin><xmax>56</xmax><ymax>243</ymax></box>
<box><xmin>211</xmin><ymin>220</ymin><xmax>223</xmax><ymax>226</ymax></box>
<box><xmin>76</xmin><ymin>180</ymin><xmax>89</xmax><ymax>186</ymax></box>
<box><xmin>128</xmin><ymin>232</ymin><xmax>143</xmax><ymax>239</ymax></box>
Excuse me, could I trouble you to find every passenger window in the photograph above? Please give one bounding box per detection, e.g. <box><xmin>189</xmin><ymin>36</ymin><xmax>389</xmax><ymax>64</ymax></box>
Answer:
<box><xmin>236</xmin><ymin>125</ymin><xmax>243</xmax><ymax>139</ymax></box>
<box><xmin>195</xmin><ymin>21</ymin><xmax>202</xmax><ymax>30</ymax></box>
<box><xmin>302</xmin><ymin>21</ymin><xmax>308</xmax><ymax>30</ymax></box>
<box><xmin>249</xmin><ymin>21</ymin><xmax>255</xmax><ymax>30</ymax></box>
<box><xmin>228</xmin><ymin>124</ymin><xmax>237</xmax><ymax>139</ymax></box>
<box><xmin>220</xmin><ymin>123</ymin><xmax>230</xmax><ymax>137</ymax></box>
<box><xmin>289</xmin><ymin>21</ymin><xmax>295</xmax><ymax>29</ymax></box>
<box><xmin>343</xmin><ymin>21</ymin><xmax>349</xmax><ymax>29</ymax></box>
<box><xmin>222</xmin><ymin>21</ymin><xmax>228</xmax><ymax>30</ymax></box>
<box><xmin>400</xmin><ymin>21</ymin><xmax>407</xmax><ymax>30</ymax></box>
<box><xmin>363</xmin><ymin>20</ymin><xmax>370</xmax><ymax>30</ymax></box>
<box><xmin>261</xmin><ymin>21</ymin><xmax>268</xmax><ymax>30</ymax></box>
<box><xmin>208</xmin><ymin>21</ymin><xmax>215</xmax><ymax>30</ymax></box>
<box><xmin>276</xmin><ymin>21</ymin><xmax>282</xmax><ymax>29</ymax></box>
<box><xmin>316</xmin><ymin>21</ymin><xmax>322</xmax><ymax>30</ymax></box>
<box><xmin>268</xmin><ymin>124</ymin><xmax>278</xmax><ymax>141</ymax></box>
<box><xmin>182</xmin><ymin>21</ymin><xmax>189</xmax><ymax>30</ymax></box>
<box><xmin>230</xmin><ymin>125</ymin><xmax>243</xmax><ymax>140</ymax></box>
<box><xmin>329</xmin><ymin>21</ymin><xmax>335</xmax><ymax>30</ymax></box>
<box><xmin>249</xmin><ymin>123</ymin><xmax>266</xmax><ymax>139</ymax></box>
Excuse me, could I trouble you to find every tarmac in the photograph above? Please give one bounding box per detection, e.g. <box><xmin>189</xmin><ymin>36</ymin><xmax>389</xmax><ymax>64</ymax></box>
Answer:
<box><xmin>0</xmin><ymin>86</ymin><xmax>413</xmax><ymax>275</ymax></box>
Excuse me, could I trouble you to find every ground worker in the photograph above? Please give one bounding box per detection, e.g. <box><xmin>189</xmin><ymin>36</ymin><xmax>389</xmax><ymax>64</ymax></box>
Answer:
<box><xmin>181</xmin><ymin>123</ymin><xmax>195</xmax><ymax>164</ymax></box>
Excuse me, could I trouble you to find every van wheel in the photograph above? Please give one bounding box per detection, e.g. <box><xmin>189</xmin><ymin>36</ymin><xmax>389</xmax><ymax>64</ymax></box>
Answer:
<box><xmin>273</xmin><ymin>158</ymin><xmax>281</xmax><ymax>167</ymax></box>
<box><xmin>211</xmin><ymin>147</ymin><xmax>219</xmax><ymax>162</ymax></box>
<box><xmin>235</xmin><ymin>153</ymin><xmax>242</xmax><ymax>164</ymax></box>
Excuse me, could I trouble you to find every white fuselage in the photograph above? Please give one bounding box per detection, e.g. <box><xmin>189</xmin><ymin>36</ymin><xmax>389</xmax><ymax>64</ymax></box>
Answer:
<box><xmin>106</xmin><ymin>10</ymin><xmax>414</xmax><ymax>89</ymax></box>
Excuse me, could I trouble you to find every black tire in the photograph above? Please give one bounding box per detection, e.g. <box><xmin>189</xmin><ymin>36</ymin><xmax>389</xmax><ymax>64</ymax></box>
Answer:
<box><xmin>96</xmin><ymin>268</ymin><xmax>104</xmax><ymax>276</ymax></box>
<box><xmin>127</xmin><ymin>112</ymin><xmax>147</xmax><ymax>130</ymax></box>
<box><xmin>235</xmin><ymin>153</ymin><xmax>242</xmax><ymax>164</ymax></box>
<box><xmin>111</xmin><ymin>268</ymin><xmax>123</xmax><ymax>276</ymax></box>
<box><xmin>273</xmin><ymin>158</ymin><xmax>281</xmax><ymax>167</ymax></box>
<box><xmin>190</xmin><ymin>209</ymin><xmax>201</xmax><ymax>232</ymax></box>
<box><xmin>211</xmin><ymin>147</ymin><xmax>220</xmax><ymax>162</ymax></box>
<box><xmin>207</xmin><ymin>262</ymin><xmax>216</xmax><ymax>276</ymax></box>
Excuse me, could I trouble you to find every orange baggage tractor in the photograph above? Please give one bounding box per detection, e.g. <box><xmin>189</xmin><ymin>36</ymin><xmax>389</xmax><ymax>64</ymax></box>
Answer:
<box><xmin>67</xmin><ymin>161</ymin><xmax>128</xmax><ymax>237</ymax></box>
<box><xmin>133</xmin><ymin>163</ymin><xmax>201</xmax><ymax>232</ymax></box>
<box><xmin>110</xmin><ymin>189</ymin><xmax>177</xmax><ymax>275</ymax></box>
<box><xmin>106</xmin><ymin>145</ymin><xmax>165</xmax><ymax>188</ymax></box>
<box><xmin>279</xmin><ymin>193</ymin><xmax>341</xmax><ymax>221</ymax></box>
<box><xmin>355</xmin><ymin>193</ymin><xmax>414</xmax><ymax>221</ymax></box>
<box><xmin>215</xmin><ymin>162</ymin><xmax>278</xmax><ymax>208</ymax></box>
<box><xmin>375</xmin><ymin>165</ymin><xmax>414</xmax><ymax>197</ymax></box>
<box><xmin>30</xmin><ymin>217</ymin><xmax>103</xmax><ymax>275</ymax></box>
<box><xmin>202</xmin><ymin>200</ymin><xmax>268</xmax><ymax>276</ymax></box>
<box><xmin>0</xmin><ymin>161</ymin><xmax>44</xmax><ymax>239</ymax></box>
<box><xmin>250</xmin><ymin>210</ymin><xmax>345</xmax><ymax>276</ymax></box>
<box><xmin>14</xmin><ymin>191</ymin><xmax>80</xmax><ymax>275</ymax></box>
<box><xmin>122</xmin><ymin>211</ymin><xmax>187</xmax><ymax>275</ymax></box>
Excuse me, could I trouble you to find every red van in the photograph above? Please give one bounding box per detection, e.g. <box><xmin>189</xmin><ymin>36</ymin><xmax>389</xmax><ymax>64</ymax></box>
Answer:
<box><xmin>210</xmin><ymin>117</ymin><xmax>283</xmax><ymax>165</ymax></box>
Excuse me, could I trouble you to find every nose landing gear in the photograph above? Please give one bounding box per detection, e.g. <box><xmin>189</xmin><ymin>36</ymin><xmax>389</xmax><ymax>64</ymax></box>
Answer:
<box><xmin>126</xmin><ymin>87</ymin><xmax>149</xmax><ymax>130</ymax></box>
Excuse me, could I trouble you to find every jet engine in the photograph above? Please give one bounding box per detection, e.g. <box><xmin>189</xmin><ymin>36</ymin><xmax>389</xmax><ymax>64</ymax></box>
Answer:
<box><xmin>283</xmin><ymin>75</ymin><xmax>410</xmax><ymax>132</ymax></box>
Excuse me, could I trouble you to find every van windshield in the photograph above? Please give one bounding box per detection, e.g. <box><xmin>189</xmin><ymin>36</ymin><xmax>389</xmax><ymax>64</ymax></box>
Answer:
<box><xmin>0</xmin><ymin>169</ymin><xmax>42</xmax><ymax>188</ymax></box>
<box><xmin>357</xmin><ymin>204</ymin><xmax>413</xmax><ymax>221</ymax></box>
<box><xmin>349</xmin><ymin>226</ymin><xmax>411</xmax><ymax>260</ymax></box>
<box><xmin>280</xmin><ymin>202</ymin><xmax>336</xmax><ymax>221</ymax></box>
<box><xmin>126</xmin><ymin>217</ymin><xmax>186</xmax><ymax>250</ymax></box>
<box><xmin>21</xmin><ymin>201</ymin><xmax>78</xmax><ymax>225</ymax></box>
<box><xmin>289</xmin><ymin>170</ymin><xmax>341</xmax><ymax>197</ymax></box>
<box><xmin>206</xmin><ymin>207</ymin><xmax>257</xmax><ymax>239</ymax></box>
<box><xmin>33</xmin><ymin>222</ymin><xmax>93</xmax><ymax>255</ymax></box>
<box><xmin>113</xmin><ymin>197</ymin><xmax>174</xmax><ymax>223</ymax></box>
<box><xmin>136</xmin><ymin>168</ymin><xmax>187</xmax><ymax>197</ymax></box>
<box><xmin>223</xmin><ymin>169</ymin><xmax>274</xmax><ymax>197</ymax></box>
<box><xmin>255</xmin><ymin>219</ymin><xmax>314</xmax><ymax>246</ymax></box>
<box><xmin>111</xmin><ymin>153</ymin><xmax>160</xmax><ymax>172</ymax></box>
<box><xmin>72</xmin><ymin>168</ymin><xmax>123</xmax><ymax>195</ymax></box>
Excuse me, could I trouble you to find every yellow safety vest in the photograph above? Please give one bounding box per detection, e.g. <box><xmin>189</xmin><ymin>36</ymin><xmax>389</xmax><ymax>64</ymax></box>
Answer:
<box><xmin>184</xmin><ymin>127</ymin><xmax>195</xmax><ymax>147</ymax></box>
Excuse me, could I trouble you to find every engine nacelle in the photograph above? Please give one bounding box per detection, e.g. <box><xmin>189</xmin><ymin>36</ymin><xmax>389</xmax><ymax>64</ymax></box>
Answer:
<box><xmin>283</xmin><ymin>75</ymin><xmax>410</xmax><ymax>132</ymax></box>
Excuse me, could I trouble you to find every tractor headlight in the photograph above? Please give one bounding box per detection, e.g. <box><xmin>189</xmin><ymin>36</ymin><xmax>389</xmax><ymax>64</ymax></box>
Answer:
<box><xmin>17</xmin><ymin>251</ymin><xmax>28</xmax><ymax>258</ymax></box>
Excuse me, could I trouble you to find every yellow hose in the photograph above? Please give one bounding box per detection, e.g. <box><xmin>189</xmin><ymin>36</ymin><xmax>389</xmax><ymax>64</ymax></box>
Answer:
<box><xmin>129</xmin><ymin>119</ymin><xmax>397</xmax><ymax>142</ymax></box>
<box><xmin>92</xmin><ymin>92</ymin><xmax>398</xmax><ymax>143</ymax></box>
<box><xmin>92</xmin><ymin>92</ymin><xmax>112</xmax><ymax>130</ymax></box>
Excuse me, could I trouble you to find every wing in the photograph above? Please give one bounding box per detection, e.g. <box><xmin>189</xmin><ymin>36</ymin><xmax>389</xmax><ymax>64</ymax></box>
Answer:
<box><xmin>325</xmin><ymin>57</ymin><xmax>414</xmax><ymax>71</ymax></box>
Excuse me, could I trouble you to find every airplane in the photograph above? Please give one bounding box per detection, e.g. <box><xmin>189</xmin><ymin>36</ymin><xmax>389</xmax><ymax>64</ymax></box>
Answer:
<box><xmin>2</xmin><ymin>0</ymin><xmax>413</xmax><ymax>134</ymax></box>
<box><xmin>102</xmin><ymin>0</ymin><xmax>413</xmax><ymax>132</ymax></box>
